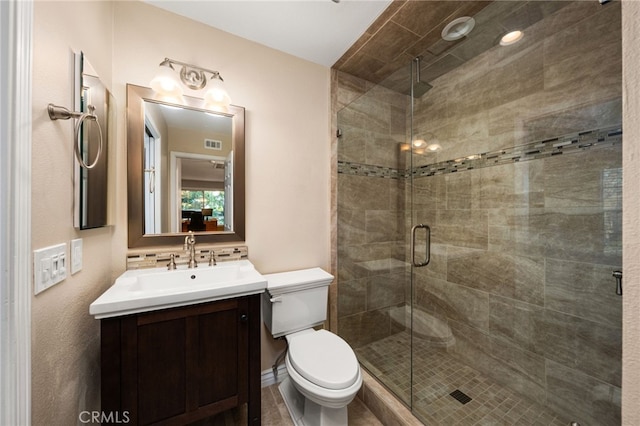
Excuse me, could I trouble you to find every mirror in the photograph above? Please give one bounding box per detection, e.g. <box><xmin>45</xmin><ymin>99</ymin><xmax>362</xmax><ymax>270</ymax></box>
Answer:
<box><xmin>76</xmin><ymin>52</ymin><xmax>113</xmax><ymax>229</ymax></box>
<box><xmin>127</xmin><ymin>84</ymin><xmax>245</xmax><ymax>247</ymax></box>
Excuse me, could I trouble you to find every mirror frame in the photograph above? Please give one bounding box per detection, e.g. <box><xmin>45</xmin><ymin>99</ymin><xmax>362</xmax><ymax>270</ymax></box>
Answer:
<box><xmin>127</xmin><ymin>84</ymin><xmax>245</xmax><ymax>247</ymax></box>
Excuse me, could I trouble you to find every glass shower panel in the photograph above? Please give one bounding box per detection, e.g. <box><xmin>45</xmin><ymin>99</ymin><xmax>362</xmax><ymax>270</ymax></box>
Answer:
<box><xmin>409</xmin><ymin>1</ymin><xmax>622</xmax><ymax>425</ymax></box>
<box><xmin>336</xmin><ymin>66</ymin><xmax>414</xmax><ymax>406</ymax></box>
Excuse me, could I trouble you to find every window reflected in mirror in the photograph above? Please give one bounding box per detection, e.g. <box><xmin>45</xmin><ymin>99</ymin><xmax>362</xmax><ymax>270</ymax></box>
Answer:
<box><xmin>181</xmin><ymin>189</ymin><xmax>225</xmax><ymax>232</ymax></box>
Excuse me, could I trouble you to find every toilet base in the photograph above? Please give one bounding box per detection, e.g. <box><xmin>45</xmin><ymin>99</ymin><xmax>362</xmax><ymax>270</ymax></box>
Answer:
<box><xmin>279</xmin><ymin>377</ymin><xmax>348</xmax><ymax>426</ymax></box>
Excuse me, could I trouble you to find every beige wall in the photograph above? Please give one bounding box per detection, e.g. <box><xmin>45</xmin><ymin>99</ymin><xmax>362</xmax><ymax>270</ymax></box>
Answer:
<box><xmin>31</xmin><ymin>2</ymin><xmax>115</xmax><ymax>425</ymax></box>
<box><xmin>167</xmin><ymin>127</ymin><xmax>232</xmax><ymax>157</ymax></box>
<box><xmin>110</xmin><ymin>0</ymin><xmax>332</xmax><ymax>274</ymax></box>
<box><xmin>622</xmin><ymin>2</ymin><xmax>640</xmax><ymax>424</ymax></box>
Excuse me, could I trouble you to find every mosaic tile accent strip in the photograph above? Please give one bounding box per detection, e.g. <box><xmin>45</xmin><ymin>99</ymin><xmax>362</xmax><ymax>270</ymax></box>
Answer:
<box><xmin>338</xmin><ymin>126</ymin><xmax>622</xmax><ymax>179</ymax></box>
<box><xmin>414</xmin><ymin>126</ymin><xmax>622</xmax><ymax>178</ymax></box>
<box><xmin>337</xmin><ymin>161</ymin><xmax>401</xmax><ymax>179</ymax></box>
<box><xmin>126</xmin><ymin>245</ymin><xmax>248</xmax><ymax>270</ymax></box>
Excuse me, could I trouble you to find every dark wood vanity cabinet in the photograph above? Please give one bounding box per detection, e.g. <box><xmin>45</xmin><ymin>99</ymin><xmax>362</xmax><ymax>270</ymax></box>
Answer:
<box><xmin>100</xmin><ymin>294</ymin><xmax>261</xmax><ymax>425</ymax></box>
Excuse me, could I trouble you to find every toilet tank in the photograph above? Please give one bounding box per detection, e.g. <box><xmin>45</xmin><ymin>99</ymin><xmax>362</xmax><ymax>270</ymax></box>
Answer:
<box><xmin>262</xmin><ymin>267</ymin><xmax>334</xmax><ymax>338</ymax></box>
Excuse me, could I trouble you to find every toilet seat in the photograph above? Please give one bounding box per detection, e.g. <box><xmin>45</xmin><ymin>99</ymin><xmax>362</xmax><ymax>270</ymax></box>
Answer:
<box><xmin>287</xmin><ymin>329</ymin><xmax>359</xmax><ymax>390</ymax></box>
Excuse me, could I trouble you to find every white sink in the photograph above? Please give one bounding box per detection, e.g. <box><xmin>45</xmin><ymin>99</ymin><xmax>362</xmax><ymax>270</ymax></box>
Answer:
<box><xmin>90</xmin><ymin>259</ymin><xmax>266</xmax><ymax>319</ymax></box>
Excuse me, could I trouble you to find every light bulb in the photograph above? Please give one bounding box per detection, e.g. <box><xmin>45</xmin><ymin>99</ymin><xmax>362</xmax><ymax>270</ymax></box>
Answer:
<box><xmin>204</xmin><ymin>77</ymin><xmax>231</xmax><ymax>109</ymax></box>
<box><xmin>150</xmin><ymin>64</ymin><xmax>183</xmax><ymax>97</ymax></box>
<box><xmin>500</xmin><ymin>30</ymin><xmax>523</xmax><ymax>46</ymax></box>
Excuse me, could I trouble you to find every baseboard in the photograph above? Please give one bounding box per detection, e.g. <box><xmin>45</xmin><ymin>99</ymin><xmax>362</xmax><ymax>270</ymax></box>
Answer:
<box><xmin>261</xmin><ymin>364</ymin><xmax>288</xmax><ymax>388</ymax></box>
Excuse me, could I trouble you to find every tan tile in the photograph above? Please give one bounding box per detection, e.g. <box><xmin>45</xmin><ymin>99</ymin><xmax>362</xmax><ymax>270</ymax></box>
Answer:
<box><xmin>348</xmin><ymin>397</ymin><xmax>384</xmax><ymax>426</ymax></box>
<box><xmin>359</xmin><ymin>21</ymin><xmax>421</xmax><ymax>63</ymax></box>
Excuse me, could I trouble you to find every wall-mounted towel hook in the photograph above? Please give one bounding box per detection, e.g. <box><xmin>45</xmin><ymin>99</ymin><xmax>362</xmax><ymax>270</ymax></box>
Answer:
<box><xmin>48</xmin><ymin>103</ymin><xmax>103</xmax><ymax>170</ymax></box>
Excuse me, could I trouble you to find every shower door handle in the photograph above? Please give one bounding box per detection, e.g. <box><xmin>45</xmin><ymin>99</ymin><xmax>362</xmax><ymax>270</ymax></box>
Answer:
<box><xmin>411</xmin><ymin>224</ymin><xmax>431</xmax><ymax>267</ymax></box>
<box><xmin>613</xmin><ymin>270</ymin><xmax>622</xmax><ymax>296</ymax></box>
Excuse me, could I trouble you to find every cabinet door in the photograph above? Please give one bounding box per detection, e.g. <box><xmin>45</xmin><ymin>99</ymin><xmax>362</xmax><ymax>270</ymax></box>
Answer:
<box><xmin>196</xmin><ymin>299</ymin><xmax>248</xmax><ymax>409</ymax></box>
<box><xmin>136</xmin><ymin>316</ymin><xmax>187</xmax><ymax>424</ymax></box>
<box><xmin>112</xmin><ymin>298</ymin><xmax>249</xmax><ymax>425</ymax></box>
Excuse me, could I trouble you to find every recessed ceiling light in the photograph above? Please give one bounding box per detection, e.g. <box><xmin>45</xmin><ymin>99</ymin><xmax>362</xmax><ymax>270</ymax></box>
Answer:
<box><xmin>500</xmin><ymin>30</ymin><xmax>524</xmax><ymax>46</ymax></box>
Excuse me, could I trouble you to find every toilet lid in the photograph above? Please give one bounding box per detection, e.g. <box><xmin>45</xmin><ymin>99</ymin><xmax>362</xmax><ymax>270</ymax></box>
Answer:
<box><xmin>288</xmin><ymin>330</ymin><xmax>359</xmax><ymax>390</ymax></box>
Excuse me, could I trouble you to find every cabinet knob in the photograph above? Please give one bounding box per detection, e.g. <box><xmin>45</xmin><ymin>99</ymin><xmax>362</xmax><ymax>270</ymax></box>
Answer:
<box><xmin>240</xmin><ymin>314</ymin><xmax>248</xmax><ymax>322</ymax></box>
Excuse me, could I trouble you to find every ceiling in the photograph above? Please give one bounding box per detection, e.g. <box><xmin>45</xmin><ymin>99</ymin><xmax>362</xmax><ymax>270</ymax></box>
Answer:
<box><xmin>144</xmin><ymin>0</ymin><xmax>392</xmax><ymax>67</ymax></box>
<box><xmin>333</xmin><ymin>0</ymin><xmax>572</xmax><ymax>92</ymax></box>
<box><xmin>143</xmin><ymin>1</ymin><xmax>569</xmax><ymax>93</ymax></box>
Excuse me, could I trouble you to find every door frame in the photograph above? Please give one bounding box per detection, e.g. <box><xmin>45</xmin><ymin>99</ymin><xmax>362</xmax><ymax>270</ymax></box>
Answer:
<box><xmin>0</xmin><ymin>1</ymin><xmax>33</xmax><ymax>425</ymax></box>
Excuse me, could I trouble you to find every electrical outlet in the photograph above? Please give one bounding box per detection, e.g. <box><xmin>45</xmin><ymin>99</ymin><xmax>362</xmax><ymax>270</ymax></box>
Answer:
<box><xmin>33</xmin><ymin>242</ymin><xmax>68</xmax><ymax>295</ymax></box>
<box><xmin>71</xmin><ymin>238</ymin><xmax>83</xmax><ymax>275</ymax></box>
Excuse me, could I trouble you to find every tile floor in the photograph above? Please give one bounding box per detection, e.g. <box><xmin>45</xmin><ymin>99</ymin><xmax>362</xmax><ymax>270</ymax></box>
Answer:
<box><xmin>194</xmin><ymin>329</ymin><xmax>575</xmax><ymax>425</ymax></box>
<box><xmin>192</xmin><ymin>381</ymin><xmax>382</xmax><ymax>426</ymax></box>
<box><xmin>356</xmin><ymin>330</ymin><xmax>570</xmax><ymax>426</ymax></box>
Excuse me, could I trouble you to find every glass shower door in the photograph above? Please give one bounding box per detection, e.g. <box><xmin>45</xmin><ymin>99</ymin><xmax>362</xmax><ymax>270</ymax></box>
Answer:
<box><xmin>336</xmin><ymin>65</ymin><xmax>415</xmax><ymax>406</ymax></box>
<box><xmin>408</xmin><ymin>2</ymin><xmax>622</xmax><ymax>424</ymax></box>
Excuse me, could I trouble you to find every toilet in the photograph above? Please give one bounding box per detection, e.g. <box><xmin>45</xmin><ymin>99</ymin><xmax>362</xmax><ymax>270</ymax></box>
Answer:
<box><xmin>263</xmin><ymin>268</ymin><xmax>362</xmax><ymax>426</ymax></box>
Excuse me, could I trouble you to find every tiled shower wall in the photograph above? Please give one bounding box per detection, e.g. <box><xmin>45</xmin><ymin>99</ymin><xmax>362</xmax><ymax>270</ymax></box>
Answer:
<box><xmin>409</xmin><ymin>3</ymin><xmax>622</xmax><ymax>424</ymax></box>
<box><xmin>337</xmin><ymin>2</ymin><xmax>621</xmax><ymax>425</ymax></box>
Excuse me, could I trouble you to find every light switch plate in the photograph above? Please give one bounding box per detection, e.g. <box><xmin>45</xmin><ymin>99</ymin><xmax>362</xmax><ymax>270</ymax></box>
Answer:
<box><xmin>34</xmin><ymin>242</ymin><xmax>68</xmax><ymax>295</ymax></box>
<box><xmin>71</xmin><ymin>238</ymin><xmax>83</xmax><ymax>275</ymax></box>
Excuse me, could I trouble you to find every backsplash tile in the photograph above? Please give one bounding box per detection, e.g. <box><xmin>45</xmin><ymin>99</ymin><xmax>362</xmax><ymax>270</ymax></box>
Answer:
<box><xmin>126</xmin><ymin>245</ymin><xmax>248</xmax><ymax>270</ymax></box>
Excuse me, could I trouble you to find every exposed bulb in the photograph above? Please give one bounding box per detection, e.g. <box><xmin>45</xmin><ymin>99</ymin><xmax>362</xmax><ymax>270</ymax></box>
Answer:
<box><xmin>150</xmin><ymin>64</ymin><xmax>183</xmax><ymax>97</ymax></box>
<box><xmin>204</xmin><ymin>77</ymin><xmax>231</xmax><ymax>109</ymax></box>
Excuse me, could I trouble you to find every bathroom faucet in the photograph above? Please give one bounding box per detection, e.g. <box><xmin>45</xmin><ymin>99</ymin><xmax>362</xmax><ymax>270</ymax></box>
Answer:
<box><xmin>184</xmin><ymin>231</ymin><xmax>198</xmax><ymax>268</ymax></box>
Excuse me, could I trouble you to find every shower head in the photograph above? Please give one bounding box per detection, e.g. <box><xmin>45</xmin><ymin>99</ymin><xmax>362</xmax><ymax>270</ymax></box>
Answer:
<box><xmin>413</xmin><ymin>81</ymin><xmax>433</xmax><ymax>98</ymax></box>
<box><xmin>412</xmin><ymin>56</ymin><xmax>433</xmax><ymax>98</ymax></box>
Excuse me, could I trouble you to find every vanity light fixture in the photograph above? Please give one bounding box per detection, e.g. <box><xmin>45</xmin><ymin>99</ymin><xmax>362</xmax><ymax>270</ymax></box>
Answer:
<box><xmin>150</xmin><ymin>58</ymin><xmax>231</xmax><ymax>109</ymax></box>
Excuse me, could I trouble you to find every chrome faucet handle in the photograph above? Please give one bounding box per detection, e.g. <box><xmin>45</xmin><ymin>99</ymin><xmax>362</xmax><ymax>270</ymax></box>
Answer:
<box><xmin>167</xmin><ymin>253</ymin><xmax>177</xmax><ymax>270</ymax></box>
<box><xmin>185</xmin><ymin>231</ymin><xmax>198</xmax><ymax>269</ymax></box>
<box><xmin>208</xmin><ymin>251</ymin><xmax>216</xmax><ymax>267</ymax></box>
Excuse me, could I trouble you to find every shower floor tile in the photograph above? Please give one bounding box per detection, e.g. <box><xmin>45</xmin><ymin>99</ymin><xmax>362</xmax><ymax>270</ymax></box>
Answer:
<box><xmin>356</xmin><ymin>331</ymin><xmax>569</xmax><ymax>426</ymax></box>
